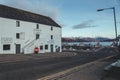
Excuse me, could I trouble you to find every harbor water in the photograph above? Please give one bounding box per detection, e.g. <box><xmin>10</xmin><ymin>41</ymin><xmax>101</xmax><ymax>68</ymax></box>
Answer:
<box><xmin>63</xmin><ymin>42</ymin><xmax>113</xmax><ymax>46</ymax></box>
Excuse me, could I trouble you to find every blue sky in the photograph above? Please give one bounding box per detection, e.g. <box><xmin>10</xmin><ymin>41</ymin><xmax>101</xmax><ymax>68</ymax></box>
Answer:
<box><xmin>0</xmin><ymin>0</ymin><xmax>120</xmax><ymax>38</ymax></box>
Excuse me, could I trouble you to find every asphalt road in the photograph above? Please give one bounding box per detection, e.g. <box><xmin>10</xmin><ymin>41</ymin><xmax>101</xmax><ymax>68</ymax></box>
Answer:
<box><xmin>0</xmin><ymin>47</ymin><xmax>118</xmax><ymax>80</ymax></box>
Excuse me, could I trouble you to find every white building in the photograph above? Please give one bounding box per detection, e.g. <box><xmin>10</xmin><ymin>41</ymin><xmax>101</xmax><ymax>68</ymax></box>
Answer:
<box><xmin>0</xmin><ymin>5</ymin><xmax>62</xmax><ymax>54</ymax></box>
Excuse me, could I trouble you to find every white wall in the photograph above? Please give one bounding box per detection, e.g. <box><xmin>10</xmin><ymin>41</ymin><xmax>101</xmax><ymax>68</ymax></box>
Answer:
<box><xmin>0</xmin><ymin>17</ymin><xmax>61</xmax><ymax>54</ymax></box>
<box><xmin>0</xmin><ymin>17</ymin><xmax>16</xmax><ymax>54</ymax></box>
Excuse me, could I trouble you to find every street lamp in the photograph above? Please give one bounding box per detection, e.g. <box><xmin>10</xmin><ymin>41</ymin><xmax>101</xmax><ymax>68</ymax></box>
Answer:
<box><xmin>97</xmin><ymin>7</ymin><xmax>118</xmax><ymax>40</ymax></box>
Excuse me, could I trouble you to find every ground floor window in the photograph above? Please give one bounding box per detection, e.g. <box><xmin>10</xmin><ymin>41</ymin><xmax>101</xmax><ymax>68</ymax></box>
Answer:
<box><xmin>40</xmin><ymin>46</ymin><xmax>43</xmax><ymax>50</ymax></box>
<box><xmin>3</xmin><ymin>44</ymin><xmax>10</xmax><ymax>50</ymax></box>
<box><xmin>45</xmin><ymin>45</ymin><xmax>48</xmax><ymax>50</ymax></box>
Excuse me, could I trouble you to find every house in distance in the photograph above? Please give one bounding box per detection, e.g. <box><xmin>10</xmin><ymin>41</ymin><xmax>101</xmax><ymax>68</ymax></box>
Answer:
<box><xmin>0</xmin><ymin>4</ymin><xmax>62</xmax><ymax>54</ymax></box>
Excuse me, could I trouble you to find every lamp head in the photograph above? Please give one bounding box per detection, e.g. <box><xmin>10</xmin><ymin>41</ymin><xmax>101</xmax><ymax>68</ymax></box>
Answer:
<box><xmin>97</xmin><ymin>9</ymin><xmax>104</xmax><ymax>12</ymax></box>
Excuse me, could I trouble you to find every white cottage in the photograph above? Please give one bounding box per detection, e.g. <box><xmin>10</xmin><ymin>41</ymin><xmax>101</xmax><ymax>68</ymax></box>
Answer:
<box><xmin>0</xmin><ymin>5</ymin><xmax>62</xmax><ymax>54</ymax></box>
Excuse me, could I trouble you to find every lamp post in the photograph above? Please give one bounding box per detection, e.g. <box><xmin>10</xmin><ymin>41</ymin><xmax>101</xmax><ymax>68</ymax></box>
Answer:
<box><xmin>97</xmin><ymin>7</ymin><xmax>118</xmax><ymax>40</ymax></box>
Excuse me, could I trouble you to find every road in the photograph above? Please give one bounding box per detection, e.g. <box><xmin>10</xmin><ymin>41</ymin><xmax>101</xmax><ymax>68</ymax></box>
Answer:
<box><xmin>0</xmin><ymin>47</ymin><xmax>118</xmax><ymax>80</ymax></box>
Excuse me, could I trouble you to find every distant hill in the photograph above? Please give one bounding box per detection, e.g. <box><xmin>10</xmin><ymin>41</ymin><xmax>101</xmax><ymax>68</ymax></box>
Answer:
<box><xmin>62</xmin><ymin>37</ymin><xmax>114</xmax><ymax>42</ymax></box>
<box><xmin>95</xmin><ymin>37</ymin><xmax>114</xmax><ymax>42</ymax></box>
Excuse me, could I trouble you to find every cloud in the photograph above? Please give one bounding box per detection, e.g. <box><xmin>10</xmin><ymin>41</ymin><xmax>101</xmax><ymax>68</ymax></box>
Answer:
<box><xmin>0</xmin><ymin>0</ymin><xmax>59</xmax><ymax>20</ymax></box>
<box><xmin>72</xmin><ymin>20</ymin><xmax>97</xmax><ymax>29</ymax></box>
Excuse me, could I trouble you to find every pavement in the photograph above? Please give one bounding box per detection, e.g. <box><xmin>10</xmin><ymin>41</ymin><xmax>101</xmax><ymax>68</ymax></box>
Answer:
<box><xmin>38</xmin><ymin>55</ymin><xmax>120</xmax><ymax>80</ymax></box>
<box><xmin>54</xmin><ymin>62</ymin><xmax>117</xmax><ymax>80</ymax></box>
<box><xmin>0</xmin><ymin>52</ymin><xmax>76</xmax><ymax>63</ymax></box>
<box><xmin>54</xmin><ymin>62</ymin><xmax>110</xmax><ymax>80</ymax></box>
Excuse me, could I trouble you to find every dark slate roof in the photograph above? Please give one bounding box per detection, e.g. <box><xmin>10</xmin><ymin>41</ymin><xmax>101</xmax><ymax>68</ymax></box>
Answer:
<box><xmin>0</xmin><ymin>4</ymin><xmax>61</xmax><ymax>28</ymax></box>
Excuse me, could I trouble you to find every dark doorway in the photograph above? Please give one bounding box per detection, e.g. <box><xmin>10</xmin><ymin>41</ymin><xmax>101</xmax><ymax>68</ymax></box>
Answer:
<box><xmin>16</xmin><ymin>44</ymin><xmax>21</xmax><ymax>54</ymax></box>
<box><xmin>51</xmin><ymin>44</ymin><xmax>53</xmax><ymax>52</ymax></box>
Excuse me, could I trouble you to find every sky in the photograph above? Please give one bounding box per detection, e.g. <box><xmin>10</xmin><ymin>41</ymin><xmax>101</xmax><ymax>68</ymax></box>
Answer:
<box><xmin>0</xmin><ymin>0</ymin><xmax>120</xmax><ymax>38</ymax></box>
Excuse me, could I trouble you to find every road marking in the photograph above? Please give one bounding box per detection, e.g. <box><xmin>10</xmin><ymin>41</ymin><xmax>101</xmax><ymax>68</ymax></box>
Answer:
<box><xmin>37</xmin><ymin>55</ymin><xmax>116</xmax><ymax>80</ymax></box>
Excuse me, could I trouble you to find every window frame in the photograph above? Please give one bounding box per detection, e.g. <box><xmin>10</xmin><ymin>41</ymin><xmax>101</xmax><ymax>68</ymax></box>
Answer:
<box><xmin>16</xmin><ymin>33</ymin><xmax>20</xmax><ymax>39</ymax></box>
<box><xmin>40</xmin><ymin>45</ymin><xmax>43</xmax><ymax>50</ymax></box>
<box><xmin>36</xmin><ymin>24</ymin><xmax>39</xmax><ymax>29</ymax></box>
<box><xmin>45</xmin><ymin>45</ymin><xmax>48</xmax><ymax>50</ymax></box>
<box><xmin>3</xmin><ymin>44</ymin><xmax>11</xmax><ymax>50</ymax></box>
<box><xmin>51</xmin><ymin>35</ymin><xmax>53</xmax><ymax>39</ymax></box>
<box><xmin>16</xmin><ymin>21</ymin><xmax>20</xmax><ymax>27</ymax></box>
<box><xmin>51</xmin><ymin>26</ymin><xmax>53</xmax><ymax>31</ymax></box>
<box><xmin>36</xmin><ymin>34</ymin><xmax>40</xmax><ymax>40</ymax></box>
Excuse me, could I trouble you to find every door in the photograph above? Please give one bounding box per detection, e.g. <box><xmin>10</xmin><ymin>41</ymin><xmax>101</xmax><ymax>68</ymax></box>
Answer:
<box><xmin>51</xmin><ymin>45</ymin><xmax>53</xmax><ymax>52</ymax></box>
<box><xmin>16</xmin><ymin>44</ymin><xmax>21</xmax><ymax>54</ymax></box>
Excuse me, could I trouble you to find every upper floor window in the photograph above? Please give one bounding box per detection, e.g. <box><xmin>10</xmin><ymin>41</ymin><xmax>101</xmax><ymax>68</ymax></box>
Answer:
<box><xmin>51</xmin><ymin>35</ymin><xmax>53</xmax><ymax>39</ymax></box>
<box><xmin>36</xmin><ymin>34</ymin><xmax>39</xmax><ymax>40</ymax></box>
<box><xmin>16</xmin><ymin>21</ymin><xmax>20</xmax><ymax>27</ymax></box>
<box><xmin>16</xmin><ymin>33</ymin><xmax>20</xmax><ymax>39</ymax></box>
<box><xmin>36</xmin><ymin>24</ymin><xmax>39</xmax><ymax>29</ymax></box>
<box><xmin>51</xmin><ymin>27</ymin><xmax>53</xmax><ymax>31</ymax></box>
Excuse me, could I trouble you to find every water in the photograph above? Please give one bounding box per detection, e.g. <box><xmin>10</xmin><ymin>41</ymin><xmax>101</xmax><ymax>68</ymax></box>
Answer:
<box><xmin>63</xmin><ymin>42</ymin><xmax>113</xmax><ymax>46</ymax></box>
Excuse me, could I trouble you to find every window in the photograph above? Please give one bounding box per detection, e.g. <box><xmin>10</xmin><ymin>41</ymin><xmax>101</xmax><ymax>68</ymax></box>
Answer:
<box><xmin>45</xmin><ymin>45</ymin><xmax>48</xmax><ymax>50</ymax></box>
<box><xmin>16</xmin><ymin>21</ymin><xmax>20</xmax><ymax>27</ymax></box>
<box><xmin>3</xmin><ymin>44</ymin><xmax>10</xmax><ymax>50</ymax></box>
<box><xmin>36</xmin><ymin>34</ymin><xmax>39</xmax><ymax>39</ymax></box>
<box><xmin>16</xmin><ymin>33</ymin><xmax>20</xmax><ymax>39</ymax></box>
<box><xmin>40</xmin><ymin>46</ymin><xmax>43</xmax><ymax>50</ymax></box>
<box><xmin>51</xmin><ymin>35</ymin><xmax>53</xmax><ymax>39</ymax></box>
<box><xmin>51</xmin><ymin>27</ymin><xmax>53</xmax><ymax>31</ymax></box>
<box><xmin>36</xmin><ymin>24</ymin><xmax>39</xmax><ymax>29</ymax></box>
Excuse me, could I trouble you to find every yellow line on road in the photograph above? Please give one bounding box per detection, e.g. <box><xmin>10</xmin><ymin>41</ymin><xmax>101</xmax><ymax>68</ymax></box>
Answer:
<box><xmin>37</xmin><ymin>55</ymin><xmax>116</xmax><ymax>80</ymax></box>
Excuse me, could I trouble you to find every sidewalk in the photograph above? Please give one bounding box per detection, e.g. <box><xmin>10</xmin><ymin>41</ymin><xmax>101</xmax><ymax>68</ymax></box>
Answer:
<box><xmin>38</xmin><ymin>55</ymin><xmax>119</xmax><ymax>80</ymax></box>
<box><xmin>55</xmin><ymin>62</ymin><xmax>116</xmax><ymax>80</ymax></box>
<box><xmin>50</xmin><ymin>56</ymin><xmax>119</xmax><ymax>80</ymax></box>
